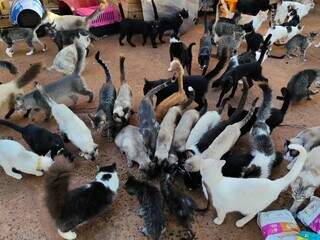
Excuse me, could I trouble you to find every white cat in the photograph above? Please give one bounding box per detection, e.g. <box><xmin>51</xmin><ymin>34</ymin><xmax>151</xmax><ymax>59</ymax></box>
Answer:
<box><xmin>200</xmin><ymin>144</ymin><xmax>307</xmax><ymax>227</ymax></box>
<box><xmin>289</xmin><ymin>146</ymin><xmax>320</xmax><ymax>212</ymax></box>
<box><xmin>237</xmin><ymin>10</ymin><xmax>269</xmax><ymax>31</ymax></box>
<box><xmin>36</xmin><ymin>83</ymin><xmax>98</xmax><ymax>160</ymax></box>
<box><xmin>265</xmin><ymin>25</ymin><xmax>303</xmax><ymax>48</ymax></box>
<box><xmin>186</xmin><ymin>111</ymin><xmax>221</xmax><ymax>154</ymax></box>
<box><xmin>0</xmin><ymin>140</ymin><xmax>53</xmax><ymax>179</ymax></box>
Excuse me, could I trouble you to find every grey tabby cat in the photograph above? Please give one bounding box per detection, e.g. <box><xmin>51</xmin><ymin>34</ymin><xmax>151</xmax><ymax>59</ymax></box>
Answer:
<box><xmin>216</xmin><ymin>32</ymin><xmax>244</xmax><ymax>60</ymax></box>
<box><xmin>0</xmin><ymin>27</ymin><xmax>46</xmax><ymax>57</ymax></box>
<box><xmin>285</xmin><ymin>32</ymin><xmax>318</xmax><ymax>61</ymax></box>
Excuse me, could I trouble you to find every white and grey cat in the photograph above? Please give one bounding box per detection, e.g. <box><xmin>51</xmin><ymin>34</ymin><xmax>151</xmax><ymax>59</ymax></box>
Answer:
<box><xmin>289</xmin><ymin>146</ymin><xmax>320</xmax><ymax>213</ymax></box>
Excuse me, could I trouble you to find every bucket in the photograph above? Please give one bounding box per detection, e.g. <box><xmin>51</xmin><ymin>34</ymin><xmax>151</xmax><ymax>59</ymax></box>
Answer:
<box><xmin>10</xmin><ymin>0</ymin><xmax>44</xmax><ymax>25</ymax></box>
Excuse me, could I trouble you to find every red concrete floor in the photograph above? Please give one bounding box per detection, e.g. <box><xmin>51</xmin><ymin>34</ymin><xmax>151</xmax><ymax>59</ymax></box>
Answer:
<box><xmin>0</xmin><ymin>6</ymin><xmax>320</xmax><ymax>240</ymax></box>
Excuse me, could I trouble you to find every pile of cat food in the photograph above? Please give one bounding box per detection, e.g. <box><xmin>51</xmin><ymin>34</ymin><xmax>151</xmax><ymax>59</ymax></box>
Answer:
<box><xmin>0</xmin><ymin>0</ymin><xmax>320</xmax><ymax>239</ymax></box>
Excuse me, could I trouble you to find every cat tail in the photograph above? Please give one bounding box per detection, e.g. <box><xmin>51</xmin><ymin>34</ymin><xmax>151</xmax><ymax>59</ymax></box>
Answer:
<box><xmin>195</xmin><ymin>181</ymin><xmax>212</xmax><ymax>212</ymax></box>
<box><xmin>73</xmin><ymin>42</ymin><xmax>85</xmax><ymax>76</ymax></box>
<box><xmin>256</xmin><ymin>83</ymin><xmax>272</xmax><ymax>122</ymax></box>
<box><xmin>274</xmin><ymin>144</ymin><xmax>307</xmax><ymax>190</ymax></box>
<box><xmin>118</xmin><ymin>2</ymin><xmax>125</xmax><ymax>19</ymax></box>
<box><xmin>268</xmin><ymin>54</ymin><xmax>286</xmax><ymax>59</ymax></box>
<box><xmin>187</xmin><ymin>43</ymin><xmax>196</xmax><ymax>56</ymax></box>
<box><xmin>203</xmin><ymin>8</ymin><xmax>209</xmax><ymax>34</ymax></box>
<box><xmin>278</xmin><ymin>87</ymin><xmax>291</xmax><ymax>115</ymax></box>
<box><xmin>0</xmin><ymin>119</ymin><xmax>24</xmax><ymax>133</ymax></box>
<box><xmin>0</xmin><ymin>60</ymin><xmax>17</xmax><ymax>75</ymax></box>
<box><xmin>239</xmin><ymin>97</ymin><xmax>259</xmax><ymax>128</ymax></box>
<box><xmin>119</xmin><ymin>55</ymin><xmax>126</xmax><ymax>84</ymax></box>
<box><xmin>258</xmin><ymin>34</ymin><xmax>272</xmax><ymax>65</ymax></box>
<box><xmin>144</xmin><ymin>81</ymin><xmax>171</xmax><ymax>100</ymax></box>
<box><xmin>95</xmin><ymin>51</ymin><xmax>112</xmax><ymax>84</ymax></box>
<box><xmin>45</xmin><ymin>163</ymin><xmax>71</xmax><ymax>221</ymax></box>
<box><xmin>204</xmin><ymin>48</ymin><xmax>228</xmax><ymax>81</ymax></box>
<box><xmin>151</xmin><ymin>0</ymin><xmax>159</xmax><ymax>21</ymax></box>
<box><xmin>15</xmin><ymin>63</ymin><xmax>42</xmax><ymax>88</ymax></box>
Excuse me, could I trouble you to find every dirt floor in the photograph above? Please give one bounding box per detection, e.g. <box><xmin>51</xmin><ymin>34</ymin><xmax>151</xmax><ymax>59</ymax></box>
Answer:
<box><xmin>1</xmin><ymin>6</ymin><xmax>320</xmax><ymax>240</ymax></box>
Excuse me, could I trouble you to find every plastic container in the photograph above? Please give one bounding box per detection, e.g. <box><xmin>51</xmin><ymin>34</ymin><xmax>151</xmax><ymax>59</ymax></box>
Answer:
<box><xmin>298</xmin><ymin>197</ymin><xmax>320</xmax><ymax>234</ymax></box>
<box><xmin>10</xmin><ymin>0</ymin><xmax>44</xmax><ymax>25</ymax></box>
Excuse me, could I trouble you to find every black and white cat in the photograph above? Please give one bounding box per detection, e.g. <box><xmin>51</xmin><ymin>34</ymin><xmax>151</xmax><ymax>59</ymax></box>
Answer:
<box><xmin>45</xmin><ymin>161</ymin><xmax>119</xmax><ymax>240</ymax></box>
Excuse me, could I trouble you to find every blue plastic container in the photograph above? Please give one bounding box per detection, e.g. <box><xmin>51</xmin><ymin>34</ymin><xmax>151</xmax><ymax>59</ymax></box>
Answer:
<box><xmin>10</xmin><ymin>0</ymin><xmax>44</xmax><ymax>25</ymax></box>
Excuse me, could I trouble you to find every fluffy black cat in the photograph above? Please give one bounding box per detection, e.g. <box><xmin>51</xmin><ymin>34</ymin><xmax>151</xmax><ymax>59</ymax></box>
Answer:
<box><xmin>227</xmin><ymin>87</ymin><xmax>291</xmax><ymax>136</ymax></box>
<box><xmin>151</xmin><ymin>0</ymin><xmax>189</xmax><ymax>43</ymax></box>
<box><xmin>125</xmin><ymin>176</ymin><xmax>165</xmax><ymax>240</ymax></box>
<box><xmin>143</xmin><ymin>49</ymin><xmax>228</xmax><ymax>111</ymax></box>
<box><xmin>118</xmin><ymin>2</ymin><xmax>158</xmax><ymax>48</ymax></box>
<box><xmin>45</xmin><ymin>162</ymin><xmax>119</xmax><ymax>240</ymax></box>
<box><xmin>243</xmin><ymin>21</ymin><xmax>263</xmax><ymax>52</ymax></box>
<box><xmin>169</xmin><ymin>34</ymin><xmax>195</xmax><ymax>75</ymax></box>
<box><xmin>0</xmin><ymin>119</ymin><xmax>73</xmax><ymax>160</ymax></box>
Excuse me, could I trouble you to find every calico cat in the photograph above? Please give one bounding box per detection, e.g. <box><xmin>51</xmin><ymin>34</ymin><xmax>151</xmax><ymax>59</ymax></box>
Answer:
<box><xmin>0</xmin><ymin>119</ymin><xmax>72</xmax><ymax>160</ymax></box>
<box><xmin>151</xmin><ymin>0</ymin><xmax>189</xmax><ymax>43</ymax></box>
<box><xmin>125</xmin><ymin>176</ymin><xmax>165</xmax><ymax>240</ymax></box>
<box><xmin>289</xmin><ymin>146</ymin><xmax>320</xmax><ymax>213</ymax></box>
<box><xmin>118</xmin><ymin>2</ymin><xmax>158</xmax><ymax>48</ymax></box>
<box><xmin>243</xmin><ymin>21</ymin><xmax>264</xmax><ymax>52</ymax></box>
<box><xmin>45</xmin><ymin>161</ymin><xmax>118</xmax><ymax>240</ymax></box>
<box><xmin>169</xmin><ymin>34</ymin><xmax>195</xmax><ymax>75</ymax></box>
<box><xmin>200</xmin><ymin>144</ymin><xmax>307</xmax><ymax>227</ymax></box>
<box><xmin>281</xmin><ymin>69</ymin><xmax>320</xmax><ymax>102</ymax></box>
<box><xmin>242</xmin><ymin>84</ymin><xmax>278</xmax><ymax>178</ymax></box>
<box><xmin>285</xmin><ymin>32</ymin><xmax>318</xmax><ymax>61</ymax></box>
<box><xmin>0</xmin><ymin>139</ymin><xmax>53</xmax><ymax>179</ymax></box>
<box><xmin>88</xmin><ymin>52</ymin><xmax>116</xmax><ymax>142</ymax></box>
<box><xmin>0</xmin><ymin>27</ymin><xmax>46</xmax><ymax>57</ymax></box>
<box><xmin>0</xmin><ymin>60</ymin><xmax>17</xmax><ymax>74</ymax></box>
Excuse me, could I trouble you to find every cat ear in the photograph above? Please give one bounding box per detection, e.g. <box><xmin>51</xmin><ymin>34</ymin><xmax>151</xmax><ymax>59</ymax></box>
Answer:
<box><xmin>45</xmin><ymin>150</ymin><xmax>52</xmax><ymax>158</ymax></box>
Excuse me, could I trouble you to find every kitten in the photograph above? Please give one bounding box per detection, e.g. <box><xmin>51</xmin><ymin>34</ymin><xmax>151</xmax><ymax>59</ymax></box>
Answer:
<box><xmin>88</xmin><ymin>52</ymin><xmax>116</xmax><ymax>142</ymax></box>
<box><xmin>285</xmin><ymin>32</ymin><xmax>318</xmax><ymax>62</ymax></box>
<box><xmin>0</xmin><ymin>119</ymin><xmax>72</xmax><ymax>160</ymax></box>
<box><xmin>115</xmin><ymin>125</ymin><xmax>154</xmax><ymax>173</ymax></box>
<box><xmin>243</xmin><ymin>21</ymin><xmax>263</xmax><ymax>52</ymax></box>
<box><xmin>0</xmin><ymin>60</ymin><xmax>17</xmax><ymax>74</ymax></box>
<box><xmin>216</xmin><ymin>32</ymin><xmax>244</xmax><ymax>60</ymax></box>
<box><xmin>9</xmin><ymin>45</ymin><xmax>92</xmax><ymax>121</ymax></box>
<box><xmin>200</xmin><ymin>144</ymin><xmax>307</xmax><ymax>227</ymax></box>
<box><xmin>283</xmin><ymin>126</ymin><xmax>320</xmax><ymax>161</ymax></box>
<box><xmin>282</xmin><ymin>69</ymin><xmax>320</xmax><ymax>102</ymax></box>
<box><xmin>125</xmin><ymin>176</ymin><xmax>165</xmax><ymax>240</ymax></box>
<box><xmin>151</xmin><ymin>0</ymin><xmax>189</xmax><ymax>43</ymax></box>
<box><xmin>48</xmin><ymin>34</ymin><xmax>90</xmax><ymax>75</ymax></box>
<box><xmin>0</xmin><ymin>139</ymin><xmax>53</xmax><ymax>179</ymax></box>
<box><xmin>36</xmin><ymin>83</ymin><xmax>98</xmax><ymax>161</ymax></box>
<box><xmin>169</xmin><ymin>34</ymin><xmax>195</xmax><ymax>75</ymax></box>
<box><xmin>289</xmin><ymin>146</ymin><xmax>320</xmax><ymax>213</ymax></box>
<box><xmin>0</xmin><ymin>27</ymin><xmax>46</xmax><ymax>57</ymax></box>
<box><xmin>242</xmin><ymin>84</ymin><xmax>277</xmax><ymax>178</ymax></box>
<box><xmin>0</xmin><ymin>63</ymin><xmax>41</xmax><ymax>118</ymax></box>
<box><xmin>118</xmin><ymin>2</ymin><xmax>158</xmax><ymax>48</ymax></box>
<box><xmin>45</xmin><ymin>161</ymin><xmax>118</xmax><ymax>240</ymax></box>
<box><xmin>113</xmin><ymin>56</ymin><xmax>133</xmax><ymax>127</ymax></box>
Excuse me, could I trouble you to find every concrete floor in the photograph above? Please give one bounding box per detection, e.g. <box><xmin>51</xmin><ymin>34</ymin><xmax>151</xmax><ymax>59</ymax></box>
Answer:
<box><xmin>0</xmin><ymin>6</ymin><xmax>320</xmax><ymax>240</ymax></box>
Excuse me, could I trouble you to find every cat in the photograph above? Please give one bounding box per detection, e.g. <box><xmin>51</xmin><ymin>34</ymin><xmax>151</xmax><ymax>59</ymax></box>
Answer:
<box><xmin>216</xmin><ymin>31</ymin><xmax>244</xmax><ymax>60</ymax></box>
<box><xmin>237</xmin><ymin>10</ymin><xmax>268</xmax><ymax>31</ymax></box>
<box><xmin>9</xmin><ymin>44</ymin><xmax>93</xmax><ymax>121</ymax></box>
<box><xmin>48</xmin><ymin>33</ymin><xmax>90</xmax><ymax>75</ymax></box>
<box><xmin>243</xmin><ymin>21</ymin><xmax>264</xmax><ymax>52</ymax></box>
<box><xmin>283</xmin><ymin>126</ymin><xmax>320</xmax><ymax>161</ymax></box>
<box><xmin>0</xmin><ymin>27</ymin><xmax>46</xmax><ymax>57</ymax></box>
<box><xmin>35</xmin><ymin>4</ymin><xmax>104</xmax><ymax>31</ymax></box>
<box><xmin>0</xmin><ymin>139</ymin><xmax>53</xmax><ymax>179</ymax></box>
<box><xmin>88</xmin><ymin>51</ymin><xmax>116</xmax><ymax>142</ymax></box>
<box><xmin>45</xmin><ymin>161</ymin><xmax>118</xmax><ymax>240</ymax></box>
<box><xmin>289</xmin><ymin>146</ymin><xmax>320</xmax><ymax>213</ymax></box>
<box><xmin>0</xmin><ymin>60</ymin><xmax>17</xmax><ymax>74</ymax></box>
<box><xmin>169</xmin><ymin>34</ymin><xmax>195</xmax><ymax>75</ymax></box>
<box><xmin>113</xmin><ymin>55</ymin><xmax>133</xmax><ymax>128</ymax></box>
<box><xmin>0</xmin><ymin>119</ymin><xmax>72</xmax><ymax>160</ymax></box>
<box><xmin>0</xmin><ymin>63</ymin><xmax>41</xmax><ymax>119</ymax></box>
<box><xmin>227</xmin><ymin>87</ymin><xmax>291</xmax><ymax>136</ymax></box>
<box><xmin>143</xmin><ymin>49</ymin><xmax>228</xmax><ymax>111</ymax></box>
<box><xmin>285</xmin><ymin>32</ymin><xmax>318</xmax><ymax>62</ymax></box>
<box><xmin>265</xmin><ymin>25</ymin><xmax>303</xmax><ymax>48</ymax></box>
<box><xmin>281</xmin><ymin>7</ymin><xmax>300</xmax><ymax>27</ymax></box>
<box><xmin>125</xmin><ymin>176</ymin><xmax>165</xmax><ymax>240</ymax></box>
<box><xmin>35</xmin><ymin>83</ymin><xmax>98</xmax><ymax>161</ymax></box>
<box><xmin>151</xmin><ymin>0</ymin><xmax>189</xmax><ymax>43</ymax></box>
<box><xmin>241</xmin><ymin>84</ymin><xmax>279</xmax><ymax>178</ymax></box>
<box><xmin>200</xmin><ymin>143</ymin><xmax>307</xmax><ymax>227</ymax></box>
<box><xmin>115</xmin><ymin>125</ymin><xmax>154</xmax><ymax>173</ymax></box>
<box><xmin>139</xmin><ymin>81</ymin><xmax>172</xmax><ymax>157</ymax></box>
<box><xmin>118</xmin><ymin>2</ymin><xmax>158</xmax><ymax>48</ymax></box>
<box><xmin>281</xmin><ymin>69</ymin><xmax>320</xmax><ymax>102</ymax></box>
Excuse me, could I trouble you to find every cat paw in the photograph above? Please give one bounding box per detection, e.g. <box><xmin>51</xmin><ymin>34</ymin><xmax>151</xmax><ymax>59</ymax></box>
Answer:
<box><xmin>235</xmin><ymin>220</ymin><xmax>246</xmax><ymax>228</ymax></box>
<box><xmin>213</xmin><ymin>218</ymin><xmax>223</xmax><ymax>225</ymax></box>
<box><xmin>35</xmin><ymin>171</ymin><xmax>44</xmax><ymax>176</ymax></box>
<box><xmin>139</xmin><ymin>226</ymin><xmax>149</xmax><ymax>236</ymax></box>
<box><xmin>26</xmin><ymin>50</ymin><xmax>34</xmax><ymax>56</ymax></box>
<box><xmin>42</xmin><ymin>44</ymin><xmax>47</xmax><ymax>52</ymax></box>
<box><xmin>13</xmin><ymin>174</ymin><xmax>23</xmax><ymax>180</ymax></box>
<box><xmin>58</xmin><ymin>229</ymin><xmax>77</xmax><ymax>240</ymax></box>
